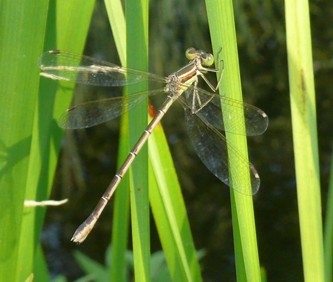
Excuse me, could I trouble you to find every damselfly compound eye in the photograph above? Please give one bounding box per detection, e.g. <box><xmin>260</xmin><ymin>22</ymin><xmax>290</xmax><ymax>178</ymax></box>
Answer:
<box><xmin>185</xmin><ymin>47</ymin><xmax>198</xmax><ymax>60</ymax></box>
<box><xmin>202</xmin><ymin>53</ymin><xmax>214</xmax><ymax>66</ymax></box>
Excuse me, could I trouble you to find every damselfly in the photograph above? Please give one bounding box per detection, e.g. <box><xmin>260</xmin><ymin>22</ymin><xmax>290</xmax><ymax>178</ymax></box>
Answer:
<box><xmin>39</xmin><ymin>48</ymin><xmax>268</xmax><ymax>243</ymax></box>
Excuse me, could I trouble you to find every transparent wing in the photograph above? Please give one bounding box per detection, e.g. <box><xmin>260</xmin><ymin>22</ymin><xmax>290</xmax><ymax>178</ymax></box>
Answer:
<box><xmin>184</xmin><ymin>108</ymin><xmax>260</xmax><ymax>195</ymax></box>
<box><xmin>39</xmin><ymin>50</ymin><xmax>165</xmax><ymax>86</ymax></box>
<box><xmin>58</xmin><ymin>89</ymin><xmax>165</xmax><ymax>129</ymax></box>
<box><xmin>179</xmin><ymin>87</ymin><xmax>268</xmax><ymax>136</ymax></box>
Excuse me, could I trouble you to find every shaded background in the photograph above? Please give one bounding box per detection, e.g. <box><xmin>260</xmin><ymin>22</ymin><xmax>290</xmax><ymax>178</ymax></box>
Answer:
<box><xmin>42</xmin><ymin>0</ymin><xmax>333</xmax><ymax>281</ymax></box>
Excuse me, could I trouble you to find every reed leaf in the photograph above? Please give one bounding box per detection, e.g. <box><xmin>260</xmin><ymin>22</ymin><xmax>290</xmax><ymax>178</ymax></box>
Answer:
<box><xmin>285</xmin><ymin>1</ymin><xmax>324</xmax><ymax>281</ymax></box>
<box><xmin>205</xmin><ymin>0</ymin><xmax>262</xmax><ymax>281</ymax></box>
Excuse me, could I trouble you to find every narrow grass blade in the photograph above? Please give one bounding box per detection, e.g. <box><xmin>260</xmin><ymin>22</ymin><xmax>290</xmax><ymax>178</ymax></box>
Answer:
<box><xmin>205</xmin><ymin>0</ymin><xmax>261</xmax><ymax>280</ymax></box>
<box><xmin>104</xmin><ymin>0</ymin><xmax>132</xmax><ymax>281</ymax></box>
<box><xmin>105</xmin><ymin>0</ymin><xmax>126</xmax><ymax>66</ymax></box>
<box><xmin>73</xmin><ymin>250</ymin><xmax>108</xmax><ymax>281</ymax></box>
<box><xmin>109</xmin><ymin>120</ymin><xmax>131</xmax><ymax>281</ymax></box>
<box><xmin>0</xmin><ymin>1</ymin><xmax>48</xmax><ymax>281</ymax></box>
<box><xmin>106</xmin><ymin>1</ymin><xmax>202</xmax><ymax>279</ymax></box>
<box><xmin>9</xmin><ymin>0</ymin><xmax>95</xmax><ymax>280</ymax></box>
<box><xmin>285</xmin><ymin>1</ymin><xmax>324</xmax><ymax>281</ymax></box>
<box><xmin>34</xmin><ymin>244</ymin><xmax>50</xmax><ymax>282</ymax></box>
<box><xmin>149</xmin><ymin>123</ymin><xmax>203</xmax><ymax>281</ymax></box>
<box><xmin>324</xmin><ymin>147</ymin><xmax>333</xmax><ymax>282</ymax></box>
<box><xmin>126</xmin><ymin>0</ymin><xmax>150</xmax><ymax>280</ymax></box>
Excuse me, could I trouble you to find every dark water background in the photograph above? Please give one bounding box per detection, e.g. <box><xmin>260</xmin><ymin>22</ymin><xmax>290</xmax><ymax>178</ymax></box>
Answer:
<box><xmin>43</xmin><ymin>1</ymin><xmax>333</xmax><ymax>281</ymax></box>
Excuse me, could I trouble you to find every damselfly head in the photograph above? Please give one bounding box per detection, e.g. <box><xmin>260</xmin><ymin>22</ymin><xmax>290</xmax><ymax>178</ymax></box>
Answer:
<box><xmin>185</xmin><ymin>47</ymin><xmax>214</xmax><ymax>67</ymax></box>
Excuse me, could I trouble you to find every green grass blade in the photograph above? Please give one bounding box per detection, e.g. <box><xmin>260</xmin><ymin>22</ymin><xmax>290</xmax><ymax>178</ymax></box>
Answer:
<box><xmin>324</xmin><ymin>148</ymin><xmax>333</xmax><ymax>282</ymax></box>
<box><xmin>205</xmin><ymin>0</ymin><xmax>261</xmax><ymax>281</ymax></box>
<box><xmin>284</xmin><ymin>1</ymin><xmax>324</xmax><ymax>281</ymax></box>
<box><xmin>34</xmin><ymin>244</ymin><xmax>50</xmax><ymax>282</ymax></box>
<box><xmin>1</xmin><ymin>0</ymin><xmax>95</xmax><ymax>280</ymax></box>
<box><xmin>126</xmin><ymin>0</ymin><xmax>150</xmax><ymax>280</ymax></box>
<box><xmin>73</xmin><ymin>250</ymin><xmax>108</xmax><ymax>281</ymax></box>
<box><xmin>105</xmin><ymin>0</ymin><xmax>126</xmax><ymax>65</ymax></box>
<box><xmin>106</xmin><ymin>1</ymin><xmax>202</xmax><ymax>279</ymax></box>
<box><xmin>109</xmin><ymin>122</ymin><xmax>131</xmax><ymax>281</ymax></box>
<box><xmin>149</xmin><ymin>123</ymin><xmax>203</xmax><ymax>281</ymax></box>
<box><xmin>0</xmin><ymin>1</ymin><xmax>48</xmax><ymax>281</ymax></box>
<box><xmin>104</xmin><ymin>1</ymin><xmax>131</xmax><ymax>281</ymax></box>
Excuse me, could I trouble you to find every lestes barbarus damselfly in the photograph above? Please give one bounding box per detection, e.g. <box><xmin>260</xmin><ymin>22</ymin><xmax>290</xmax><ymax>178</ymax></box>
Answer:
<box><xmin>39</xmin><ymin>48</ymin><xmax>268</xmax><ymax>243</ymax></box>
